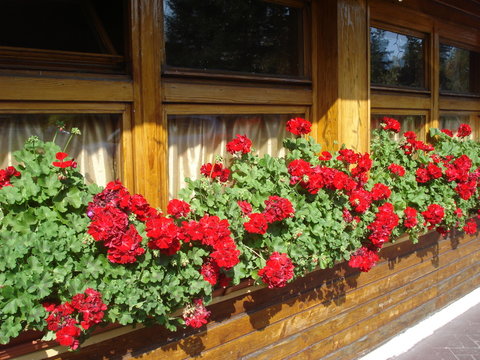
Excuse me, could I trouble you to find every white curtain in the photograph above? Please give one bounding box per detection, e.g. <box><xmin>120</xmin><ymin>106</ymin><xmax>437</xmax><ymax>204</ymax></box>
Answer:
<box><xmin>168</xmin><ymin>114</ymin><xmax>295</xmax><ymax>198</ymax></box>
<box><xmin>0</xmin><ymin>114</ymin><xmax>119</xmax><ymax>186</ymax></box>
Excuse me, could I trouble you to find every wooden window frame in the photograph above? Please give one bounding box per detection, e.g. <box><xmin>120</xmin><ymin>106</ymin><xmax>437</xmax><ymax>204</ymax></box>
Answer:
<box><xmin>369</xmin><ymin>0</ymin><xmax>480</xmax><ymax>141</ymax></box>
<box><xmin>161</xmin><ymin>0</ymin><xmax>312</xmax><ymax>85</ymax></box>
<box><xmin>369</xmin><ymin>20</ymin><xmax>431</xmax><ymax>94</ymax></box>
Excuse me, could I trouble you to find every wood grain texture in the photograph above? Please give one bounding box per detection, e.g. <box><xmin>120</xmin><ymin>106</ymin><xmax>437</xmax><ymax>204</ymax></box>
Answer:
<box><xmin>0</xmin><ymin>76</ymin><xmax>133</xmax><ymax>102</ymax></box>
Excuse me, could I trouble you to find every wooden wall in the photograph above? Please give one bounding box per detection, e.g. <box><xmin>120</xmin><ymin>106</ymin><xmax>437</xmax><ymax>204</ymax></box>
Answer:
<box><xmin>27</xmin><ymin>229</ymin><xmax>478</xmax><ymax>360</ymax></box>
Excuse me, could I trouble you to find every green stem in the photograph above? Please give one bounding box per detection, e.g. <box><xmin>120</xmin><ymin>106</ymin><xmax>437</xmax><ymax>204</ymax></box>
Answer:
<box><xmin>63</xmin><ymin>134</ymin><xmax>74</xmax><ymax>152</ymax></box>
<box><xmin>243</xmin><ymin>244</ymin><xmax>265</xmax><ymax>261</ymax></box>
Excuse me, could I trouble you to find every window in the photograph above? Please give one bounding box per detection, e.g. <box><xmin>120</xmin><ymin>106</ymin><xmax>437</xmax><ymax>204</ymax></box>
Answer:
<box><xmin>0</xmin><ymin>113</ymin><xmax>121</xmax><ymax>186</ymax></box>
<box><xmin>162</xmin><ymin>0</ymin><xmax>312</xmax><ymax>201</ymax></box>
<box><xmin>439</xmin><ymin>113</ymin><xmax>479</xmax><ymax>140</ymax></box>
<box><xmin>168</xmin><ymin>113</ymin><xmax>301</xmax><ymax>197</ymax></box>
<box><xmin>371</xmin><ymin>113</ymin><xmax>426</xmax><ymax>140</ymax></box>
<box><xmin>0</xmin><ymin>0</ymin><xmax>127</xmax><ymax>74</ymax></box>
<box><xmin>163</xmin><ymin>0</ymin><xmax>305</xmax><ymax>77</ymax></box>
<box><xmin>370</xmin><ymin>27</ymin><xmax>426</xmax><ymax>89</ymax></box>
<box><xmin>440</xmin><ymin>44</ymin><xmax>480</xmax><ymax>95</ymax></box>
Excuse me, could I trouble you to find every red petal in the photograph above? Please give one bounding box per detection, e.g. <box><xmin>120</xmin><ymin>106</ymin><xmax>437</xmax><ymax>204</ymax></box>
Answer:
<box><xmin>56</xmin><ymin>152</ymin><xmax>68</xmax><ymax>160</ymax></box>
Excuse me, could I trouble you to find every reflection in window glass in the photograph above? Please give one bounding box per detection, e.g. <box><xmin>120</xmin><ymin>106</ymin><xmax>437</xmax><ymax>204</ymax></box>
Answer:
<box><xmin>168</xmin><ymin>114</ymin><xmax>298</xmax><ymax>197</ymax></box>
<box><xmin>440</xmin><ymin>114</ymin><xmax>475</xmax><ymax>139</ymax></box>
<box><xmin>371</xmin><ymin>114</ymin><xmax>425</xmax><ymax>140</ymax></box>
<box><xmin>164</xmin><ymin>0</ymin><xmax>303</xmax><ymax>76</ymax></box>
<box><xmin>0</xmin><ymin>114</ymin><xmax>120</xmax><ymax>186</ymax></box>
<box><xmin>0</xmin><ymin>0</ymin><xmax>125</xmax><ymax>54</ymax></box>
<box><xmin>370</xmin><ymin>27</ymin><xmax>425</xmax><ymax>88</ymax></box>
<box><xmin>440</xmin><ymin>44</ymin><xmax>480</xmax><ymax>94</ymax></box>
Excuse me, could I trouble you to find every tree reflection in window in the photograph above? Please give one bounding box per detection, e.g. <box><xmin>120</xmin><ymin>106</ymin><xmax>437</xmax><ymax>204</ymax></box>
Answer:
<box><xmin>370</xmin><ymin>27</ymin><xmax>424</xmax><ymax>88</ymax></box>
<box><xmin>163</xmin><ymin>0</ymin><xmax>303</xmax><ymax>77</ymax></box>
<box><xmin>440</xmin><ymin>44</ymin><xmax>480</xmax><ymax>94</ymax></box>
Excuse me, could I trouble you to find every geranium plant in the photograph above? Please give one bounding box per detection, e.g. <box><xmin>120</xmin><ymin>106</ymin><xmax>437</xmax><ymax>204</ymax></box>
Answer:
<box><xmin>0</xmin><ymin>117</ymin><xmax>478</xmax><ymax>350</ymax></box>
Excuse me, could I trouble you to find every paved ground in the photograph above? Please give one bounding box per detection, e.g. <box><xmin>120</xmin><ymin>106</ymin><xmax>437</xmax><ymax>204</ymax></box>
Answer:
<box><xmin>389</xmin><ymin>302</ymin><xmax>480</xmax><ymax>360</ymax></box>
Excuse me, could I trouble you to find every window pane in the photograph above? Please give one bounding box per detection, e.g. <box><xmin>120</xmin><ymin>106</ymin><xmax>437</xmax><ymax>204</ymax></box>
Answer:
<box><xmin>371</xmin><ymin>114</ymin><xmax>425</xmax><ymax>140</ymax></box>
<box><xmin>440</xmin><ymin>44</ymin><xmax>480</xmax><ymax>94</ymax></box>
<box><xmin>370</xmin><ymin>27</ymin><xmax>425</xmax><ymax>88</ymax></box>
<box><xmin>0</xmin><ymin>114</ymin><xmax>120</xmax><ymax>186</ymax></box>
<box><xmin>0</xmin><ymin>0</ymin><xmax>125</xmax><ymax>54</ymax></box>
<box><xmin>164</xmin><ymin>0</ymin><xmax>304</xmax><ymax>76</ymax></box>
<box><xmin>440</xmin><ymin>114</ymin><xmax>475</xmax><ymax>139</ymax></box>
<box><xmin>168</xmin><ymin>114</ymin><xmax>298</xmax><ymax>198</ymax></box>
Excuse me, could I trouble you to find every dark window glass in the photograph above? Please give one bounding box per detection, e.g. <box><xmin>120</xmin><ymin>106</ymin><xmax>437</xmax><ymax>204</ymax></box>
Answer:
<box><xmin>164</xmin><ymin>0</ymin><xmax>304</xmax><ymax>77</ymax></box>
<box><xmin>371</xmin><ymin>114</ymin><xmax>425</xmax><ymax>140</ymax></box>
<box><xmin>370</xmin><ymin>27</ymin><xmax>425</xmax><ymax>88</ymax></box>
<box><xmin>440</xmin><ymin>44</ymin><xmax>480</xmax><ymax>94</ymax></box>
<box><xmin>0</xmin><ymin>0</ymin><xmax>125</xmax><ymax>54</ymax></box>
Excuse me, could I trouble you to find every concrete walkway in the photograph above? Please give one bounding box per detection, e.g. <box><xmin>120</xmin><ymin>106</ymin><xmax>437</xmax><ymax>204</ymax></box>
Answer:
<box><xmin>358</xmin><ymin>287</ymin><xmax>480</xmax><ymax>360</ymax></box>
<box><xmin>390</xmin><ymin>302</ymin><xmax>480</xmax><ymax>360</ymax></box>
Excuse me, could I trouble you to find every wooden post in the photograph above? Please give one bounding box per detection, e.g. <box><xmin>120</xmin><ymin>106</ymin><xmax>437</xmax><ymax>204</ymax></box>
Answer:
<box><xmin>130</xmin><ymin>0</ymin><xmax>167</xmax><ymax>208</ymax></box>
<box><xmin>313</xmin><ymin>0</ymin><xmax>369</xmax><ymax>153</ymax></box>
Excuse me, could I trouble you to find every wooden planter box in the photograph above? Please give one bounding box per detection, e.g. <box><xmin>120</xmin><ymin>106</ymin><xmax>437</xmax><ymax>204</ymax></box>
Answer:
<box><xmin>2</xmin><ymin>228</ymin><xmax>480</xmax><ymax>360</ymax></box>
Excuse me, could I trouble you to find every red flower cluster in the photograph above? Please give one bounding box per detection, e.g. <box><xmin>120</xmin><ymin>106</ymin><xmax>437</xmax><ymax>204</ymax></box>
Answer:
<box><xmin>319</xmin><ymin>151</ymin><xmax>332</xmax><ymax>161</ymax></box>
<box><xmin>416</xmin><ymin>163</ymin><xmax>443</xmax><ymax>183</ymax></box>
<box><xmin>348</xmin><ymin>246</ymin><xmax>379</xmax><ymax>272</ymax></box>
<box><xmin>457</xmin><ymin>123</ymin><xmax>472</xmax><ymax>138</ymax></box>
<box><xmin>146</xmin><ymin>216</ymin><xmax>181</xmax><ymax>255</ymax></box>
<box><xmin>0</xmin><ymin>166</ymin><xmax>20</xmax><ymax>189</ymax></box>
<box><xmin>441</xmin><ymin>129</ymin><xmax>454</xmax><ymax>137</ymax></box>
<box><xmin>402</xmin><ymin>132</ymin><xmax>434</xmax><ymax>155</ymax></box>
<box><xmin>463</xmin><ymin>220</ymin><xmax>477</xmax><ymax>235</ymax></box>
<box><xmin>381</xmin><ymin>117</ymin><xmax>401</xmax><ymax>133</ymax></box>
<box><xmin>237</xmin><ymin>200</ymin><xmax>252</xmax><ymax>215</ymax></box>
<box><xmin>422</xmin><ymin>204</ymin><xmax>445</xmax><ymax>228</ymax></box>
<box><xmin>44</xmin><ymin>289</ymin><xmax>107</xmax><ymax>349</ymax></box>
<box><xmin>243</xmin><ymin>196</ymin><xmax>294</xmax><ymax>234</ymax></box>
<box><xmin>226</xmin><ymin>134</ymin><xmax>252</xmax><ymax>154</ymax></box>
<box><xmin>349</xmin><ymin>189</ymin><xmax>372</xmax><ymax>213</ymax></box>
<box><xmin>200</xmin><ymin>162</ymin><xmax>230</xmax><ymax>182</ymax></box>
<box><xmin>367</xmin><ymin>203</ymin><xmax>399</xmax><ymax>248</ymax></box>
<box><xmin>167</xmin><ymin>199</ymin><xmax>191</xmax><ymax>219</ymax></box>
<box><xmin>183</xmin><ymin>299</ymin><xmax>210</xmax><ymax>328</ymax></box>
<box><xmin>52</xmin><ymin>152</ymin><xmax>77</xmax><ymax>169</ymax></box>
<box><xmin>88</xmin><ymin>181</ymin><xmax>158</xmax><ymax>263</ymax></box>
<box><xmin>258</xmin><ymin>252</ymin><xmax>295</xmax><ymax>288</ymax></box>
<box><xmin>244</xmin><ymin>213</ymin><xmax>268</xmax><ymax>234</ymax></box>
<box><xmin>371</xmin><ymin>183</ymin><xmax>391</xmax><ymax>201</ymax></box>
<box><xmin>286</xmin><ymin>117</ymin><xmax>312</xmax><ymax>135</ymax></box>
<box><xmin>263</xmin><ymin>196</ymin><xmax>295</xmax><ymax>223</ymax></box>
<box><xmin>388</xmin><ymin>164</ymin><xmax>405</xmax><ymax>177</ymax></box>
<box><xmin>403</xmin><ymin>207</ymin><xmax>418</xmax><ymax>228</ymax></box>
<box><xmin>181</xmin><ymin>215</ymin><xmax>240</xmax><ymax>283</ymax></box>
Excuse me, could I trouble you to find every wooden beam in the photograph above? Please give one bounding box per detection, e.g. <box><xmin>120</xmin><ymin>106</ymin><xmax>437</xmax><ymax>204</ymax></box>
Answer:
<box><xmin>0</xmin><ymin>75</ymin><xmax>133</xmax><ymax>102</ymax></box>
<box><xmin>130</xmin><ymin>0</ymin><xmax>166</xmax><ymax>208</ymax></box>
<box><xmin>314</xmin><ymin>0</ymin><xmax>369</xmax><ymax>153</ymax></box>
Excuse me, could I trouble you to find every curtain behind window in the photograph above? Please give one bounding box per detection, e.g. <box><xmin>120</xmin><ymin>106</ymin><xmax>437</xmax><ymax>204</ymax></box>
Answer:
<box><xmin>0</xmin><ymin>114</ymin><xmax>119</xmax><ymax>186</ymax></box>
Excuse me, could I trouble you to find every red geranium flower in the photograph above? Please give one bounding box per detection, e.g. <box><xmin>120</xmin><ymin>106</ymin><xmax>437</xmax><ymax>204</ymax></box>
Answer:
<box><xmin>371</xmin><ymin>183</ymin><xmax>391</xmax><ymax>201</ymax></box>
<box><xmin>319</xmin><ymin>151</ymin><xmax>332</xmax><ymax>161</ymax></box>
<box><xmin>167</xmin><ymin>199</ymin><xmax>191</xmax><ymax>219</ymax></box>
<box><xmin>381</xmin><ymin>117</ymin><xmax>401</xmax><ymax>133</ymax></box>
<box><xmin>457</xmin><ymin>123</ymin><xmax>472</xmax><ymax>138</ymax></box>
<box><xmin>286</xmin><ymin>117</ymin><xmax>312</xmax><ymax>135</ymax></box>
<box><xmin>237</xmin><ymin>200</ymin><xmax>252</xmax><ymax>215</ymax></box>
<box><xmin>263</xmin><ymin>196</ymin><xmax>294</xmax><ymax>223</ymax></box>
<box><xmin>244</xmin><ymin>213</ymin><xmax>268</xmax><ymax>234</ymax></box>
<box><xmin>441</xmin><ymin>129</ymin><xmax>453</xmax><ymax>137</ymax></box>
<box><xmin>422</xmin><ymin>204</ymin><xmax>445</xmax><ymax>227</ymax></box>
<box><xmin>183</xmin><ymin>299</ymin><xmax>210</xmax><ymax>328</ymax></box>
<box><xmin>200</xmin><ymin>162</ymin><xmax>230</xmax><ymax>182</ymax></box>
<box><xmin>388</xmin><ymin>164</ymin><xmax>405</xmax><ymax>177</ymax></box>
<box><xmin>52</xmin><ymin>152</ymin><xmax>77</xmax><ymax>169</ymax></box>
<box><xmin>258</xmin><ymin>252</ymin><xmax>295</xmax><ymax>288</ymax></box>
<box><xmin>226</xmin><ymin>134</ymin><xmax>252</xmax><ymax>154</ymax></box>
<box><xmin>464</xmin><ymin>220</ymin><xmax>477</xmax><ymax>235</ymax></box>
<box><xmin>349</xmin><ymin>246</ymin><xmax>379</xmax><ymax>272</ymax></box>
<box><xmin>403</xmin><ymin>207</ymin><xmax>418</xmax><ymax>228</ymax></box>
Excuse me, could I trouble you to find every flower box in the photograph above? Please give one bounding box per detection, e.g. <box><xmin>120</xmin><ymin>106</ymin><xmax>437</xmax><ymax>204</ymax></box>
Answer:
<box><xmin>2</xmin><ymin>226</ymin><xmax>478</xmax><ymax>360</ymax></box>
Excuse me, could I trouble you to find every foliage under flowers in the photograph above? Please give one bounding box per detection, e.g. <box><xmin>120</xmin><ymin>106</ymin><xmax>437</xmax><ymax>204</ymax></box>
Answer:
<box><xmin>1</xmin><ymin>117</ymin><xmax>479</xmax><ymax>350</ymax></box>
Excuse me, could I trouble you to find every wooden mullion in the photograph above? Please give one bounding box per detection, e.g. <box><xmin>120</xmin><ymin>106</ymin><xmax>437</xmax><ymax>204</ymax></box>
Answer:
<box><xmin>131</xmin><ymin>0</ymin><xmax>166</xmax><ymax>208</ymax></box>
